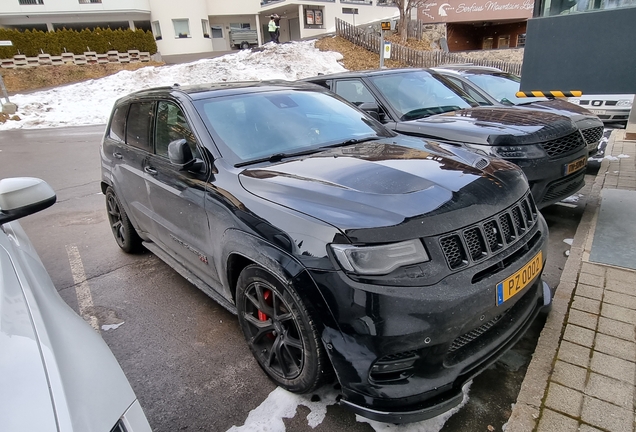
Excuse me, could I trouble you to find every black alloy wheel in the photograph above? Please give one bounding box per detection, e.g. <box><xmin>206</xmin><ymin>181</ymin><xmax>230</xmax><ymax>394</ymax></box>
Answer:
<box><xmin>105</xmin><ymin>187</ymin><xmax>141</xmax><ymax>253</ymax></box>
<box><xmin>236</xmin><ymin>265</ymin><xmax>327</xmax><ymax>393</ymax></box>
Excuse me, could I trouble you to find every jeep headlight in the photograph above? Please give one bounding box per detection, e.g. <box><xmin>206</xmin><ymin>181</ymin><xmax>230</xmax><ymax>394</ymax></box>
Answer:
<box><xmin>617</xmin><ymin>99</ymin><xmax>633</xmax><ymax>107</ymax></box>
<box><xmin>331</xmin><ymin>239</ymin><xmax>429</xmax><ymax>275</ymax></box>
<box><xmin>466</xmin><ymin>143</ymin><xmax>547</xmax><ymax>160</ymax></box>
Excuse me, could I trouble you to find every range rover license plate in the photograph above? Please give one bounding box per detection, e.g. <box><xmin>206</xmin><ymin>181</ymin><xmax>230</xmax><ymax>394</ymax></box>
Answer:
<box><xmin>496</xmin><ymin>251</ymin><xmax>543</xmax><ymax>306</ymax></box>
<box><xmin>564</xmin><ymin>156</ymin><xmax>587</xmax><ymax>176</ymax></box>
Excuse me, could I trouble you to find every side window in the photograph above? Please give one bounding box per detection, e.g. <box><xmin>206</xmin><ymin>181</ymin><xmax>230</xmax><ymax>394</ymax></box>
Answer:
<box><xmin>447</xmin><ymin>77</ymin><xmax>491</xmax><ymax>106</ymax></box>
<box><xmin>109</xmin><ymin>105</ymin><xmax>128</xmax><ymax>141</ymax></box>
<box><xmin>334</xmin><ymin>80</ymin><xmax>376</xmax><ymax>106</ymax></box>
<box><xmin>126</xmin><ymin>102</ymin><xmax>154</xmax><ymax>152</ymax></box>
<box><xmin>155</xmin><ymin>101</ymin><xmax>200</xmax><ymax>159</ymax></box>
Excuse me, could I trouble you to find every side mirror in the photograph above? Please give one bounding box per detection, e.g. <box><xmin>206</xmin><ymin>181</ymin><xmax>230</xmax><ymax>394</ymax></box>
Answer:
<box><xmin>500</xmin><ymin>98</ymin><xmax>514</xmax><ymax>106</ymax></box>
<box><xmin>359</xmin><ymin>102</ymin><xmax>381</xmax><ymax>121</ymax></box>
<box><xmin>168</xmin><ymin>139</ymin><xmax>203</xmax><ymax>171</ymax></box>
<box><xmin>0</xmin><ymin>177</ymin><xmax>56</xmax><ymax>225</ymax></box>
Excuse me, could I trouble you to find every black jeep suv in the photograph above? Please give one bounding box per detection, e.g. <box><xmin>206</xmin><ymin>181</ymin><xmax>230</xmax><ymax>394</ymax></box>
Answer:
<box><xmin>302</xmin><ymin>69</ymin><xmax>589</xmax><ymax>209</ymax></box>
<box><xmin>100</xmin><ymin>81</ymin><xmax>551</xmax><ymax>423</ymax></box>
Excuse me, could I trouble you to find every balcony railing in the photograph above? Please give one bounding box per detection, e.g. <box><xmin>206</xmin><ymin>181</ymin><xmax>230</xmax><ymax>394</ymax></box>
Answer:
<box><xmin>18</xmin><ymin>0</ymin><xmax>45</xmax><ymax>5</ymax></box>
<box><xmin>341</xmin><ymin>0</ymin><xmax>373</xmax><ymax>4</ymax></box>
<box><xmin>78</xmin><ymin>0</ymin><xmax>103</xmax><ymax>3</ymax></box>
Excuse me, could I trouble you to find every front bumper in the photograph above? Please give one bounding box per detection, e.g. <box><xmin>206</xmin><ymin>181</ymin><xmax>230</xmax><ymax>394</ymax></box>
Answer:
<box><xmin>516</xmin><ymin>147</ymin><xmax>588</xmax><ymax>208</ymax></box>
<box><xmin>309</xmin><ymin>214</ymin><xmax>550</xmax><ymax>424</ymax></box>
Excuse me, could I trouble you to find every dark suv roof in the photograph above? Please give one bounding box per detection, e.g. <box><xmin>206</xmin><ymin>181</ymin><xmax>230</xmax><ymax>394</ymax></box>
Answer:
<box><xmin>300</xmin><ymin>68</ymin><xmax>439</xmax><ymax>81</ymax></box>
<box><xmin>118</xmin><ymin>80</ymin><xmax>324</xmax><ymax>102</ymax></box>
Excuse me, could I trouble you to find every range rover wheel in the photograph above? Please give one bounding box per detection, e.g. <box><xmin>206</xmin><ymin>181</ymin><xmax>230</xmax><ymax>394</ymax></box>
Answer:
<box><xmin>105</xmin><ymin>187</ymin><xmax>141</xmax><ymax>253</ymax></box>
<box><xmin>236</xmin><ymin>264</ymin><xmax>326</xmax><ymax>393</ymax></box>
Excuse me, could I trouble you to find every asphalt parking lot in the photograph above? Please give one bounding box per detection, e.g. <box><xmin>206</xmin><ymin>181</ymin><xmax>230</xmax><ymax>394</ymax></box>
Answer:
<box><xmin>1</xmin><ymin>124</ymin><xmax>594</xmax><ymax>432</ymax></box>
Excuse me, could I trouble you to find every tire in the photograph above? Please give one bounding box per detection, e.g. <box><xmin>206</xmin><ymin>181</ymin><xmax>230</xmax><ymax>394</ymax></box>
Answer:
<box><xmin>240</xmin><ymin>41</ymin><xmax>250</xmax><ymax>50</ymax></box>
<box><xmin>236</xmin><ymin>264</ymin><xmax>327</xmax><ymax>393</ymax></box>
<box><xmin>105</xmin><ymin>187</ymin><xmax>142</xmax><ymax>253</ymax></box>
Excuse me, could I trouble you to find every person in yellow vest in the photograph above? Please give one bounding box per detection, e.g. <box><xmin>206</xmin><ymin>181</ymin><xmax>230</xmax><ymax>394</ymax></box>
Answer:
<box><xmin>268</xmin><ymin>16</ymin><xmax>279</xmax><ymax>43</ymax></box>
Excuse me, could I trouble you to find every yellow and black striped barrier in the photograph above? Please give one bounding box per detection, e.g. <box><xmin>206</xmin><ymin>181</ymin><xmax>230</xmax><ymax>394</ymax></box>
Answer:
<box><xmin>515</xmin><ymin>90</ymin><xmax>583</xmax><ymax>98</ymax></box>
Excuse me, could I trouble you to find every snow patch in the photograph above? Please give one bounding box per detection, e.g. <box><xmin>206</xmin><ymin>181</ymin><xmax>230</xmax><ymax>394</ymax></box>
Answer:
<box><xmin>563</xmin><ymin>238</ymin><xmax>573</xmax><ymax>246</ymax></box>
<box><xmin>101</xmin><ymin>322</ymin><xmax>125</xmax><ymax>331</ymax></box>
<box><xmin>227</xmin><ymin>385</ymin><xmax>338</xmax><ymax>431</ymax></box>
<box><xmin>617</xmin><ymin>154</ymin><xmax>630</xmax><ymax>158</ymax></box>
<box><xmin>561</xmin><ymin>194</ymin><xmax>582</xmax><ymax>204</ymax></box>
<box><xmin>0</xmin><ymin>41</ymin><xmax>346</xmax><ymax>131</ymax></box>
<box><xmin>227</xmin><ymin>381</ymin><xmax>471</xmax><ymax>432</ymax></box>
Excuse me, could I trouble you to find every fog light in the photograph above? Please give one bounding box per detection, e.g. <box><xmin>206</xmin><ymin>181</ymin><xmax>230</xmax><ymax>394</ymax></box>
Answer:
<box><xmin>370</xmin><ymin>352</ymin><xmax>418</xmax><ymax>382</ymax></box>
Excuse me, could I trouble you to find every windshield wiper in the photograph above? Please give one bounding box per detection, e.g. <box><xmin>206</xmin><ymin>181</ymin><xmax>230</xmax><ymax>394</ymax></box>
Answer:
<box><xmin>322</xmin><ymin>136</ymin><xmax>380</xmax><ymax>148</ymax></box>
<box><xmin>402</xmin><ymin>106</ymin><xmax>460</xmax><ymax>120</ymax></box>
<box><xmin>235</xmin><ymin>148</ymin><xmax>324</xmax><ymax>167</ymax></box>
<box><xmin>235</xmin><ymin>137</ymin><xmax>381</xmax><ymax>167</ymax></box>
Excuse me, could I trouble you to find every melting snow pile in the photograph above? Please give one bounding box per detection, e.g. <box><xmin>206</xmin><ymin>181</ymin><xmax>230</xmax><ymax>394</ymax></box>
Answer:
<box><xmin>0</xmin><ymin>41</ymin><xmax>346</xmax><ymax>131</ymax></box>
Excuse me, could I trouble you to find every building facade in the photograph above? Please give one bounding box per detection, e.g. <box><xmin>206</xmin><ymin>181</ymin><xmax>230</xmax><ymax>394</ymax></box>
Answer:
<box><xmin>417</xmin><ymin>0</ymin><xmax>533</xmax><ymax>51</ymax></box>
<box><xmin>0</xmin><ymin>0</ymin><xmax>400</xmax><ymax>58</ymax></box>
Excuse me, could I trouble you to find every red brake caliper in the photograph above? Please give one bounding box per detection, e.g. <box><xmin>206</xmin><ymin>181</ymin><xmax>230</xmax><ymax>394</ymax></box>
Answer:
<box><xmin>257</xmin><ymin>290</ymin><xmax>276</xmax><ymax>340</ymax></box>
<box><xmin>258</xmin><ymin>289</ymin><xmax>271</xmax><ymax>321</ymax></box>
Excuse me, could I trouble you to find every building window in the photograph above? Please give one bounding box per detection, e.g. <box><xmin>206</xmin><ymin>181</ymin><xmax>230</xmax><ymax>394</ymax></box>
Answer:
<box><xmin>152</xmin><ymin>21</ymin><xmax>162</xmax><ymax>41</ymax></box>
<box><xmin>202</xmin><ymin>19</ymin><xmax>210</xmax><ymax>38</ymax></box>
<box><xmin>230</xmin><ymin>23</ymin><xmax>251</xmax><ymax>29</ymax></box>
<box><xmin>482</xmin><ymin>37</ymin><xmax>493</xmax><ymax>49</ymax></box>
<box><xmin>78</xmin><ymin>0</ymin><xmax>102</xmax><ymax>3</ymax></box>
<box><xmin>305</xmin><ymin>8</ymin><xmax>324</xmax><ymax>27</ymax></box>
<box><xmin>517</xmin><ymin>33</ymin><xmax>526</xmax><ymax>47</ymax></box>
<box><xmin>18</xmin><ymin>0</ymin><xmax>44</xmax><ymax>4</ymax></box>
<box><xmin>211</xmin><ymin>25</ymin><xmax>223</xmax><ymax>39</ymax></box>
<box><xmin>498</xmin><ymin>35</ymin><xmax>510</xmax><ymax>49</ymax></box>
<box><xmin>173</xmin><ymin>19</ymin><xmax>190</xmax><ymax>38</ymax></box>
<box><xmin>377</xmin><ymin>0</ymin><xmax>396</xmax><ymax>5</ymax></box>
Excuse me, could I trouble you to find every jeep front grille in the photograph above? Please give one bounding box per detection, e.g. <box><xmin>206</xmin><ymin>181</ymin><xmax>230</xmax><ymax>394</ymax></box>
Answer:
<box><xmin>439</xmin><ymin>193</ymin><xmax>537</xmax><ymax>270</ymax></box>
<box><xmin>448</xmin><ymin>313</ymin><xmax>505</xmax><ymax>353</ymax></box>
<box><xmin>541</xmin><ymin>169</ymin><xmax>586</xmax><ymax>204</ymax></box>
<box><xmin>540</xmin><ymin>131</ymin><xmax>586</xmax><ymax>158</ymax></box>
<box><xmin>581</xmin><ymin>126</ymin><xmax>604</xmax><ymax>145</ymax></box>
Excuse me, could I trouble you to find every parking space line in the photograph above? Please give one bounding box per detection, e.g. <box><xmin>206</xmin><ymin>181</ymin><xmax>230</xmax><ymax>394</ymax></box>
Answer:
<box><xmin>65</xmin><ymin>244</ymin><xmax>99</xmax><ymax>331</ymax></box>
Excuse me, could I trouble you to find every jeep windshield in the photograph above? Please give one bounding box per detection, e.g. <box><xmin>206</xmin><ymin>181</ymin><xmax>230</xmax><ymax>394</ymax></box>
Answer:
<box><xmin>194</xmin><ymin>89</ymin><xmax>394</xmax><ymax>166</ymax></box>
<box><xmin>369</xmin><ymin>71</ymin><xmax>478</xmax><ymax>121</ymax></box>
<box><xmin>466</xmin><ymin>73</ymin><xmax>547</xmax><ymax>105</ymax></box>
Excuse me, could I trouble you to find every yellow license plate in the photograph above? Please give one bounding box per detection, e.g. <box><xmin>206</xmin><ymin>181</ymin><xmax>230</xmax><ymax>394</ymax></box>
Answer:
<box><xmin>564</xmin><ymin>156</ymin><xmax>587</xmax><ymax>176</ymax></box>
<box><xmin>496</xmin><ymin>251</ymin><xmax>543</xmax><ymax>306</ymax></box>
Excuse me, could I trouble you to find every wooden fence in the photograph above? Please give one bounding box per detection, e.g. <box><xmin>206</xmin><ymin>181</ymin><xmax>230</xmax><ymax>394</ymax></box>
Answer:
<box><xmin>335</xmin><ymin>18</ymin><xmax>523</xmax><ymax>76</ymax></box>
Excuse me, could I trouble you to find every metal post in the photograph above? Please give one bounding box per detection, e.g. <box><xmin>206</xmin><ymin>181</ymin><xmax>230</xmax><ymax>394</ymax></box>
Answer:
<box><xmin>0</xmin><ymin>75</ymin><xmax>10</xmax><ymax>104</ymax></box>
<box><xmin>626</xmin><ymin>95</ymin><xmax>636</xmax><ymax>140</ymax></box>
<box><xmin>380</xmin><ymin>29</ymin><xmax>384</xmax><ymax>69</ymax></box>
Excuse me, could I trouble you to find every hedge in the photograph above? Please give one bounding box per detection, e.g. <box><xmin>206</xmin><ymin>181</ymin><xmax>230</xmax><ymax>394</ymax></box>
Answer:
<box><xmin>0</xmin><ymin>27</ymin><xmax>157</xmax><ymax>58</ymax></box>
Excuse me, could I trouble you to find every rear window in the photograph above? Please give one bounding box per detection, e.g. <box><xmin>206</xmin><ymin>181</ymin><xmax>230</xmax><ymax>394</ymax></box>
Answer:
<box><xmin>108</xmin><ymin>105</ymin><xmax>128</xmax><ymax>141</ymax></box>
<box><xmin>126</xmin><ymin>102</ymin><xmax>155</xmax><ymax>152</ymax></box>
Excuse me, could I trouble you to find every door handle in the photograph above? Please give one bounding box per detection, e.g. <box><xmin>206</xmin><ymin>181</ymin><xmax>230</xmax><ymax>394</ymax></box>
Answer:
<box><xmin>113</xmin><ymin>152</ymin><xmax>123</xmax><ymax>159</ymax></box>
<box><xmin>144</xmin><ymin>166</ymin><xmax>158</xmax><ymax>176</ymax></box>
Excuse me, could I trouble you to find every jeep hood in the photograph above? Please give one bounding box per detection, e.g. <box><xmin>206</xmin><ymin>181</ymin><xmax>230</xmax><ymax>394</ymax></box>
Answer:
<box><xmin>395</xmin><ymin>106</ymin><xmax>577</xmax><ymax>146</ymax></box>
<box><xmin>239</xmin><ymin>138</ymin><xmax>529</xmax><ymax>238</ymax></box>
<box><xmin>513</xmin><ymin>99</ymin><xmax>605</xmax><ymax>128</ymax></box>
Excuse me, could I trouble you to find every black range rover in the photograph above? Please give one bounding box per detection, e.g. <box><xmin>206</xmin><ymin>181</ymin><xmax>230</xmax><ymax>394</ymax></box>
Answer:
<box><xmin>302</xmin><ymin>69</ymin><xmax>589</xmax><ymax>209</ymax></box>
<box><xmin>100</xmin><ymin>81</ymin><xmax>551</xmax><ymax>423</ymax></box>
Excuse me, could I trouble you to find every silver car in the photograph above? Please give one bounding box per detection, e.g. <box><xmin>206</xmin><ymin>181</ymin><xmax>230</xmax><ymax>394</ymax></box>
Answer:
<box><xmin>0</xmin><ymin>177</ymin><xmax>152</xmax><ymax>432</ymax></box>
<box><xmin>569</xmin><ymin>94</ymin><xmax>634</xmax><ymax>125</ymax></box>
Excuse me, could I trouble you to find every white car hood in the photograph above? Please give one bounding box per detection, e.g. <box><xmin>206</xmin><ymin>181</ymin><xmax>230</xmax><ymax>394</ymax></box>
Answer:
<box><xmin>0</xmin><ymin>222</ymin><xmax>137</xmax><ymax>432</ymax></box>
